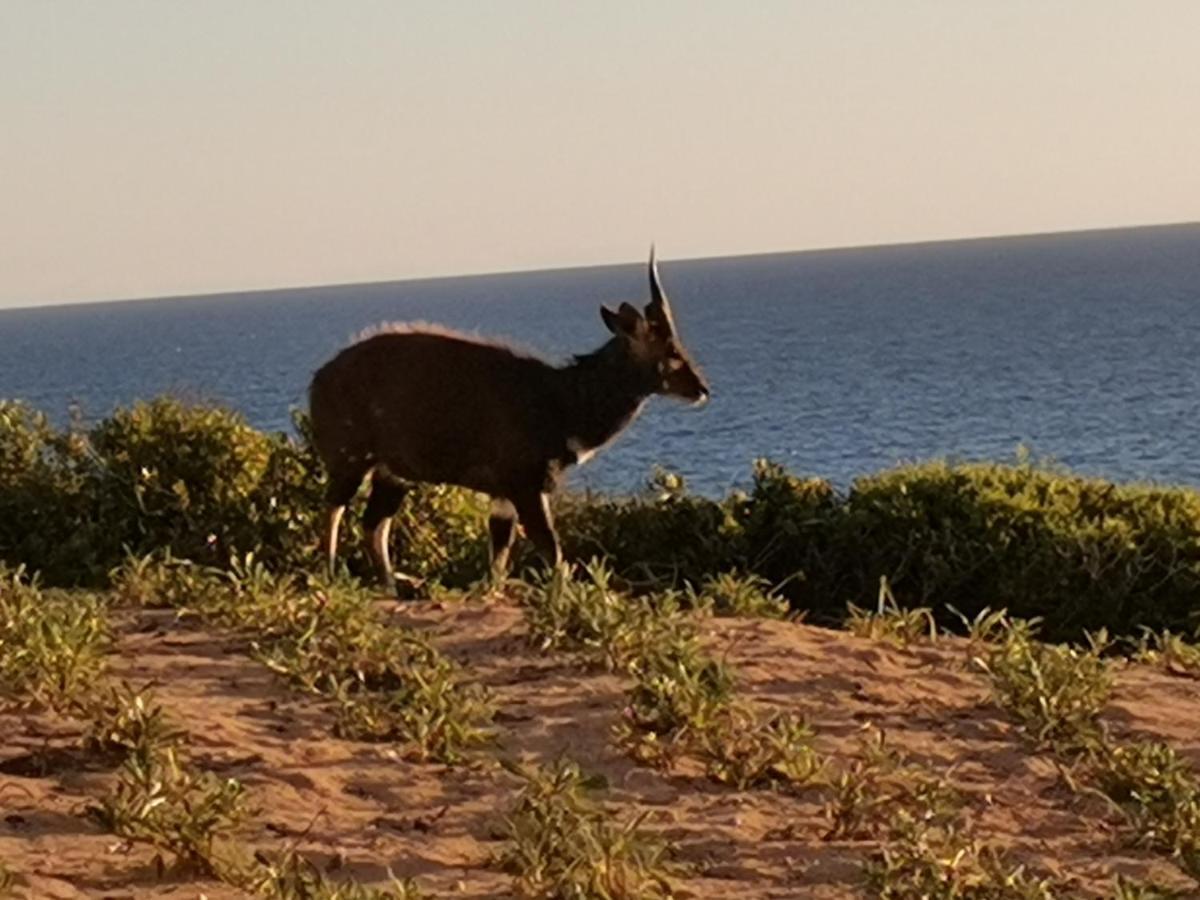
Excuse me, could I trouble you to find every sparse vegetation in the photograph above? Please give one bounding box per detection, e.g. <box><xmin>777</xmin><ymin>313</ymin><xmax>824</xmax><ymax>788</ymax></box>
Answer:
<box><xmin>116</xmin><ymin>553</ymin><xmax>494</xmax><ymax>763</ymax></box>
<box><xmin>828</xmin><ymin>733</ymin><xmax>1058</xmax><ymax>898</ymax></box>
<box><xmin>699</xmin><ymin>707</ymin><xmax>824</xmax><ymax>789</ymax></box>
<box><xmin>616</xmin><ymin>621</ymin><xmax>736</xmax><ymax>770</ymax></box>
<box><xmin>846</xmin><ymin>577</ymin><xmax>937</xmax><ymax>647</ymax></box>
<box><xmin>1131</xmin><ymin>628</ymin><xmax>1200</xmax><ymax>679</ymax></box>
<box><xmin>9</xmin><ymin>394</ymin><xmax>1200</xmax><ymax>895</ymax></box>
<box><xmin>89</xmin><ymin>746</ymin><xmax>249</xmax><ymax>875</ymax></box>
<box><xmin>81</xmin><ymin>682</ymin><xmax>189</xmax><ymax>763</ymax></box>
<box><xmin>685</xmin><ymin>570</ymin><xmax>789</xmax><ymax>619</ymax></box>
<box><xmin>519</xmin><ymin>560</ymin><xmax>679</xmax><ymax>672</ymax></box>
<box><xmin>495</xmin><ymin>757</ymin><xmax>675</xmax><ymax>899</ymax></box>
<box><xmin>824</xmin><ymin>732</ymin><xmax>962</xmax><ymax>841</ymax></box>
<box><xmin>1088</xmin><ymin>741</ymin><xmax>1200</xmax><ymax>880</ymax></box>
<box><xmin>973</xmin><ymin>615</ymin><xmax>1113</xmax><ymax>746</ymax></box>
<box><xmin>1110</xmin><ymin>876</ymin><xmax>1194</xmax><ymax>899</ymax></box>
<box><xmin>244</xmin><ymin>849</ymin><xmax>425</xmax><ymax>900</ymax></box>
<box><xmin>0</xmin><ymin>564</ymin><xmax>109</xmax><ymax>712</ymax></box>
<box><xmin>866</xmin><ymin>814</ymin><xmax>1059</xmax><ymax>899</ymax></box>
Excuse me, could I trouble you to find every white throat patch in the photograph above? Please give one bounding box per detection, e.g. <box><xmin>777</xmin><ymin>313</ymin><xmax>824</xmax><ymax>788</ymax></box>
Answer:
<box><xmin>566</xmin><ymin>437</ymin><xmax>597</xmax><ymax>466</ymax></box>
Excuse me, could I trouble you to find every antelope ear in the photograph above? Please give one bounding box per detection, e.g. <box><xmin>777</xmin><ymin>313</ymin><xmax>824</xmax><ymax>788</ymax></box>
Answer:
<box><xmin>600</xmin><ymin>303</ymin><xmax>645</xmax><ymax>336</ymax></box>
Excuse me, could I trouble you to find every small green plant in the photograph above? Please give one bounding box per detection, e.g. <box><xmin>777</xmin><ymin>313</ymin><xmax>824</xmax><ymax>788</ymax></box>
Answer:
<box><xmin>0</xmin><ymin>565</ymin><xmax>109</xmax><ymax>711</ymax></box>
<box><xmin>866</xmin><ymin>812</ymin><xmax>1058</xmax><ymax>899</ymax></box>
<box><xmin>331</xmin><ymin>646</ymin><xmax>494</xmax><ymax>764</ymax></box>
<box><xmin>1088</xmin><ymin>740</ymin><xmax>1200</xmax><ymax>880</ymax></box>
<box><xmin>495</xmin><ymin>756</ymin><xmax>675</xmax><ymax>899</ymax></box>
<box><xmin>824</xmin><ymin>732</ymin><xmax>961</xmax><ymax>841</ymax></box>
<box><xmin>245</xmin><ymin>849</ymin><xmax>424</xmax><ymax>899</ymax></box>
<box><xmin>519</xmin><ymin>560</ymin><xmax>682</xmax><ymax>672</ymax></box>
<box><xmin>120</xmin><ymin>555</ymin><xmax>496</xmax><ymax>764</ymax></box>
<box><xmin>1132</xmin><ymin>628</ymin><xmax>1200</xmax><ymax>679</ymax></box>
<box><xmin>1109</xmin><ymin>876</ymin><xmax>1193</xmax><ymax>899</ymax></box>
<box><xmin>113</xmin><ymin>549</ymin><xmax>229</xmax><ymax>614</ymax></box>
<box><xmin>81</xmin><ymin>682</ymin><xmax>188</xmax><ymax>764</ymax></box>
<box><xmin>847</xmin><ymin>577</ymin><xmax>936</xmax><ymax>647</ymax></box>
<box><xmin>686</xmin><ymin>571</ymin><xmax>789</xmax><ymax>619</ymax></box>
<box><xmin>975</xmin><ymin>616</ymin><xmax>1113</xmax><ymax>747</ymax></box>
<box><xmin>617</xmin><ymin>627</ymin><xmax>736</xmax><ymax>769</ymax></box>
<box><xmin>826</xmin><ymin>731</ymin><xmax>1057</xmax><ymax>897</ymax></box>
<box><xmin>89</xmin><ymin>745</ymin><xmax>248</xmax><ymax>875</ymax></box>
<box><xmin>699</xmin><ymin>707</ymin><xmax>824</xmax><ymax>789</ymax></box>
<box><xmin>947</xmin><ymin>605</ymin><xmax>1011</xmax><ymax>657</ymax></box>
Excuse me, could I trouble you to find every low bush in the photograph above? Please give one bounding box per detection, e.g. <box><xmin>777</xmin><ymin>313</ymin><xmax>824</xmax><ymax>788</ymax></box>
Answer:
<box><xmin>974</xmin><ymin>615</ymin><xmax>1113</xmax><ymax>747</ymax></box>
<box><xmin>495</xmin><ymin>756</ymin><xmax>675</xmax><ymax>899</ymax></box>
<box><xmin>846</xmin><ymin>577</ymin><xmax>937</xmax><ymax>647</ymax></box>
<box><xmin>555</xmin><ymin>468</ymin><xmax>743</xmax><ymax>589</ymax></box>
<box><xmin>840</xmin><ymin>457</ymin><xmax>1200</xmax><ymax>641</ymax></box>
<box><xmin>245</xmin><ymin>850</ymin><xmax>424</xmax><ymax>900</ymax></box>
<box><xmin>8</xmin><ymin>395</ymin><xmax>1200</xmax><ymax>641</ymax></box>
<box><xmin>116</xmin><ymin>554</ymin><xmax>493</xmax><ymax>763</ymax></box>
<box><xmin>0</xmin><ymin>398</ymin><xmax>487</xmax><ymax>588</ymax></box>
<box><xmin>0</xmin><ymin>565</ymin><xmax>109</xmax><ymax>712</ymax></box>
<box><xmin>1089</xmin><ymin>741</ymin><xmax>1200</xmax><ymax>880</ymax></box>
<box><xmin>699</xmin><ymin>707</ymin><xmax>824</xmax><ymax>790</ymax></box>
<box><xmin>685</xmin><ymin>570</ymin><xmax>789</xmax><ymax>619</ymax></box>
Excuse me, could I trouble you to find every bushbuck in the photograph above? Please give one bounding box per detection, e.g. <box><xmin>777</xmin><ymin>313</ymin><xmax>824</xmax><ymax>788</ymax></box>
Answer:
<box><xmin>308</xmin><ymin>249</ymin><xmax>709</xmax><ymax>594</ymax></box>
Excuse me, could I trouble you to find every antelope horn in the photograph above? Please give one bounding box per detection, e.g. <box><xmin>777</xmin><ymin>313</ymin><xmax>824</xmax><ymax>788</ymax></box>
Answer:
<box><xmin>646</xmin><ymin>245</ymin><xmax>677</xmax><ymax>335</ymax></box>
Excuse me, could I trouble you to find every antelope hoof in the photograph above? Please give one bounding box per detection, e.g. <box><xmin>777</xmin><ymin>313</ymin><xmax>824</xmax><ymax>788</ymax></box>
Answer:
<box><xmin>391</xmin><ymin>573</ymin><xmax>427</xmax><ymax>602</ymax></box>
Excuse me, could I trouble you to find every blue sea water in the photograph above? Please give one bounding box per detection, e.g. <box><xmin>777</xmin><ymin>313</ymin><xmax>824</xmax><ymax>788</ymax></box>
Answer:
<box><xmin>2</xmin><ymin>224</ymin><xmax>1199</xmax><ymax>496</ymax></box>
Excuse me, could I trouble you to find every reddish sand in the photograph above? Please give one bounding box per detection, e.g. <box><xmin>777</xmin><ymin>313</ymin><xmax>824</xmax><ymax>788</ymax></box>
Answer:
<box><xmin>2</xmin><ymin>597</ymin><xmax>1199</xmax><ymax>898</ymax></box>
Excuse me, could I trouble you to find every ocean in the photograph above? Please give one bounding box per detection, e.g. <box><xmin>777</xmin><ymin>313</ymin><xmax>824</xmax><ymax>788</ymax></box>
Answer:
<box><xmin>2</xmin><ymin>224</ymin><xmax>1199</xmax><ymax>496</ymax></box>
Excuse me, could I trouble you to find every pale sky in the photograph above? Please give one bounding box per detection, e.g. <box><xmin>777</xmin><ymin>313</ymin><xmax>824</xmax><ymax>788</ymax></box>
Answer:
<box><xmin>2</xmin><ymin>1</ymin><xmax>1198</xmax><ymax>308</ymax></box>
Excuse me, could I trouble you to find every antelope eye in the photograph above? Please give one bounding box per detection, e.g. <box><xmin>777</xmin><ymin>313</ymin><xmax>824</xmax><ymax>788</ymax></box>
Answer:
<box><xmin>661</xmin><ymin>358</ymin><xmax>685</xmax><ymax>374</ymax></box>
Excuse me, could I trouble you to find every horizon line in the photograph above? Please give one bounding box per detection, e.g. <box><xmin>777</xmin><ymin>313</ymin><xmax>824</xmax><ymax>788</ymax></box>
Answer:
<box><xmin>5</xmin><ymin>218</ymin><xmax>1198</xmax><ymax>314</ymax></box>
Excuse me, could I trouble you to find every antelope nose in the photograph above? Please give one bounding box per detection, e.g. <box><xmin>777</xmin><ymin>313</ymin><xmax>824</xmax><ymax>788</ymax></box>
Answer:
<box><xmin>694</xmin><ymin>385</ymin><xmax>710</xmax><ymax>406</ymax></box>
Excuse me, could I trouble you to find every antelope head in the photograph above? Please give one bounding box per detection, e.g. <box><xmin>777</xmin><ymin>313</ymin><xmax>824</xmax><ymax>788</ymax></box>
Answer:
<box><xmin>600</xmin><ymin>247</ymin><xmax>710</xmax><ymax>404</ymax></box>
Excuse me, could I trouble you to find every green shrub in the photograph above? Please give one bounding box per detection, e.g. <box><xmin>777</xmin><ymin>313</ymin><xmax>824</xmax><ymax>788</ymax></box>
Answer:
<box><xmin>1090</xmin><ymin>741</ymin><xmax>1200</xmax><ymax>880</ymax></box>
<box><xmin>495</xmin><ymin>757</ymin><xmax>675</xmax><ymax>899</ymax></box>
<box><xmin>244</xmin><ymin>850</ymin><xmax>424</xmax><ymax>899</ymax></box>
<box><xmin>699</xmin><ymin>708</ymin><xmax>824</xmax><ymax>789</ymax></box>
<box><xmin>738</xmin><ymin>459</ymin><xmax>843</xmax><ymax>612</ymax></box>
<box><xmin>0</xmin><ymin>565</ymin><xmax>110</xmax><ymax>711</ymax></box>
<box><xmin>556</xmin><ymin>468</ymin><xmax>744</xmax><ymax>589</ymax></box>
<box><xmin>685</xmin><ymin>570</ymin><xmax>789</xmax><ymax>619</ymax></box>
<box><xmin>10</xmin><ymin>395</ymin><xmax>1200</xmax><ymax>642</ymax></box>
<box><xmin>87</xmin><ymin>398</ymin><xmax>281</xmax><ymax>565</ymax></box>
<box><xmin>840</xmin><ymin>458</ymin><xmax>1200</xmax><ymax>641</ymax></box>
<box><xmin>0</xmin><ymin>398</ymin><xmax>490</xmax><ymax>587</ymax></box>
<box><xmin>519</xmin><ymin>561</ymin><xmax>688</xmax><ymax>671</ymax></box>
<box><xmin>89</xmin><ymin>746</ymin><xmax>248</xmax><ymax>876</ymax></box>
<box><xmin>0</xmin><ymin>401</ymin><xmax>100</xmax><ymax>582</ymax></box>
<box><xmin>975</xmin><ymin>616</ymin><xmax>1113</xmax><ymax>747</ymax></box>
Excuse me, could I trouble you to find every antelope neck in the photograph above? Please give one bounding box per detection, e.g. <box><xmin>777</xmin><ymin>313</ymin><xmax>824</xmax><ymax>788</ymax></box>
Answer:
<box><xmin>559</xmin><ymin>339</ymin><xmax>652</xmax><ymax>457</ymax></box>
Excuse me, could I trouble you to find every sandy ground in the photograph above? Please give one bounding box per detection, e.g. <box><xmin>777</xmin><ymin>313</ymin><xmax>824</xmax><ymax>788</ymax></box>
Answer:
<box><xmin>2</xmin><ymin>595</ymin><xmax>1199</xmax><ymax>899</ymax></box>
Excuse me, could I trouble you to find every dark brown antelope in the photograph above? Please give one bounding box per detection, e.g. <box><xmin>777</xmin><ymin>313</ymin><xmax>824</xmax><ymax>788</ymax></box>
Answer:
<box><xmin>308</xmin><ymin>248</ymin><xmax>708</xmax><ymax>594</ymax></box>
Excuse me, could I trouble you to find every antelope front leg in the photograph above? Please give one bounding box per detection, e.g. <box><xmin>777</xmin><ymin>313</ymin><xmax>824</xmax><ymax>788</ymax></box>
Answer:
<box><xmin>514</xmin><ymin>491</ymin><xmax>563</xmax><ymax>571</ymax></box>
<box><xmin>488</xmin><ymin>498</ymin><xmax>518</xmax><ymax>582</ymax></box>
